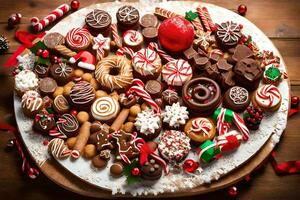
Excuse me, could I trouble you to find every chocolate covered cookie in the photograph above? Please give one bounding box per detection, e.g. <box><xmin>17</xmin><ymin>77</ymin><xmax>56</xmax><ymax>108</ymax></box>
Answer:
<box><xmin>56</xmin><ymin>113</ymin><xmax>79</xmax><ymax>138</ymax></box>
<box><xmin>116</xmin><ymin>5</ymin><xmax>140</xmax><ymax>31</ymax></box>
<box><xmin>50</xmin><ymin>62</ymin><xmax>74</xmax><ymax>85</ymax></box>
<box><xmin>39</xmin><ymin>77</ymin><xmax>57</xmax><ymax>96</ymax></box>
<box><xmin>33</xmin><ymin>112</ymin><xmax>56</xmax><ymax>134</ymax></box>
<box><xmin>223</xmin><ymin>86</ymin><xmax>250</xmax><ymax>112</ymax></box>
<box><xmin>142</xmin><ymin>27</ymin><xmax>158</xmax><ymax>43</ymax></box>
<box><xmin>141</xmin><ymin>158</ymin><xmax>162</xmax><ymax>180</ymax></box>
<box><xmin>34</xmin><ymin>63</ymin><xmax>49</xmax><ymax>78</ymax></box>
<box><xmin>216</xmin><ymin>21</ymin><xmax>242</xmax><ymax>50</ymax></box>
<box><xmin>43</xmin><ymin>32</ymin><xmax>65</xmax><ymax>49</ymax></box>
<box><xmin>69</xmin><ymin>81</ymin><xmax>96</xmax><ymax>110</ymax></box>
<box><xmin>85</xmin><ymin>9</ymin><xmax>112</xmax><ymax>36</ymax></box>
<box><xmin>140</xmin><ymin>14</ymin><xmax>158</xmax><ymax>28</ymax></box>
<box><xmin>145</xmin><ymin>80</ymin><xmax>163</xmax><ymax>98</ymax></box>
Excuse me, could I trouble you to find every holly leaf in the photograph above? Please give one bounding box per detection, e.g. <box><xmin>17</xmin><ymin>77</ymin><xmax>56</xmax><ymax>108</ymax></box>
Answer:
<box><xmin>185</xmin><ymin>11</ymin><xmax>198</xmax><ymax>21</ymax></box>
<box><xmin>36</xmin><ymin>56</ymin><xmax>51</xmax><ymax>66</ymax></box>
<box><xmin>29</xmin><ymin>41</ymin><xmax>47</xmax><ymax>55</ymax></box>
<box><xmin>123</xmin><ymin>159</ymin><xmax>142</xmax><ymax>185</ymax></box>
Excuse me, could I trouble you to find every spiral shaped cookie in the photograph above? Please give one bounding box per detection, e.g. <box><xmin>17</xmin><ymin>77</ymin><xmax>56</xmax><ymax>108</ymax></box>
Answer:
<box><xmin>95</xmin><ymin>55</ymin><xmax>133</xmax><ymax>90</ymax></box>
<box><xmin>66</xmin><ymin>28</ymin><xmax>91</xmax><ymax>51</ymax></box>
<box><xmin>182</xmin><ymin>77</ymin><xmax>221</xmax><ymax>115</ymax></box>
<box><xmin>253</xmin><ymin>84</ymin><xmax>281</xmax><ymax>111</ymax></box>
<box><xmin>91</xmin><ymin>96</ymin><xmax>120</xmax><ymax>122</ymax></box>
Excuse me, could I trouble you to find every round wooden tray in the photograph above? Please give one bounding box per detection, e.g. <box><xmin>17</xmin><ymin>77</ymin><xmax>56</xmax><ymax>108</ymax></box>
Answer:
<box><xmin>14</xmin><ymin>0</ymin><xmax>290</xmax><ymax>198</ymax></box>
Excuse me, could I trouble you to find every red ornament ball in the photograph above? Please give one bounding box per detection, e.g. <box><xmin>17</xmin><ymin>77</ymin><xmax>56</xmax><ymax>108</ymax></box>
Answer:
<box><xmin>36</xmin><ymin>49</ymin><xmax>43</xmax><ymax>56</ymax></box>
<box><xmin>228</xmin><ymin>186</ymin><xmax>238</xmax><ymax>196</ymax></box>
<box><xmin>70</xmin><ymin>110</ymin><xmax>78</xmax><ymax>116</ymax></box>
<box><xmin>291</xmin><ymin>96</ymin><xmax>300</xmax><ymax>108</ymax></box>
<box><xmin>131</xmin><ymin>167</ymin><xmax>140</xmax><ymax>176</ymax></box>
<box><xmin>182</xmin><ymin>159</ymin><xmax>199</xmax><ymax>173</ymax></box>
<box><xmin>71</xmin><ymin>0</ymin><xmax>80</xmax><ymax>11</ymax></box>
<box><xmin>8</xmin><ymin>13</ymin><xmax>22</xmax><ymax>28</ymax></box>
<box><xmin>158</xmin><ymin>16</ymin><xmax>194</xmax><ymax>53</ymax></box>
<box><xmin>42</xmin><ymin>50</ymin><xmax>49</xmax><ymax>58</ymax></box>
<box><xmin>238</xmin><ymin>4</ymin><xmax>247</xmax><ymax>16</ymax></box>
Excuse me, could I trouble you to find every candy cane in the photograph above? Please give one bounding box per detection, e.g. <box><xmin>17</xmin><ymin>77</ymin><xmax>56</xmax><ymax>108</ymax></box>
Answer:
<box><xmin>191</xmin><ymin>20</ymin><xmax>204</xmax><ymax>32</ymax></box>
<box><xmin>202</xmin><ymin>7</ymin><xmax>216</xmax><ymax>32</ymax></box>
<box><xmin>216</xmin><ymin>108</ymin><xmax>231</xmax><ymax>135</ymax></box>
<box><xmin>31</xmin><ymin>4</ymin><xmax>70</xmax><ymax>32</ymax></box>
<box><xmin>196</xmin><ymin>7</ymin><xmax>210</xmax><ymax>32</ymax></box>
<box><xmin>154</xmin><ymin>7</ymin><xmax>180</xmax><ymax>19</ymax></box>
<box><xmin>233</xmin><ymin>113</ymin><xmax>249</xmax><ymax>141</ymax></box>
<box><xmin>148</xmin><ymin>42</ymin><xmax>175</xmax><ymax>62</ymax></box>
<box><xmin>15</xmin><ymin>138</ymin><xmax>39</xmax><ymax>179</ymax></box>
<box><xmin>116</xmin><ymin>47</ymin><xmax>135</xmax><ymax>58</ymax></box>
<box><xmin>111</xmin><ymin>24</ymin><xmax>122</xmax><ymax>48</ymax></box>
<box><xmin>210</xmin><ymin>49</ymin><xmax>224</xmax><ymax>57</ymax></box>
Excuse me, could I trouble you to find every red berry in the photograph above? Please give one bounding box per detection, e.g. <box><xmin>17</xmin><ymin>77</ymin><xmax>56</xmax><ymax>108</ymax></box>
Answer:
<box><xmin>238</xmin><ymin>4</ymin><xmax>247</xmax><ymax>16</ymax></box>
<box><xmin>239</xmin><ymin>24</ymin><xmax>243</xmax><ymax>29</ymax></box>
<box><xmin>246</xmin><ymin>106</ymin><xmax>251</xmax><ymax>112</ymax></box>
<box><xmin>242</xmin><ymin>36</ymin><xmax>248</xmax><ymax>43</ymax></box>
<box><xmin>42</xmin><ymin>50</ymin><xmax>49</xmax><ymax>58</ymax></box>
<box><xmin>36</xmin><ymin>49</ymin><xmax>43</xmax><ymax>56</ymax></box>
<box><xmin>43</xmin><ymin>139</ymin><xmax>49</xmax><ymax>146</ymax></box>
<box><xmin>291</xmin><ymin>96</ymin><xmax>300</xmax><ymax>108</ymax></box>
<box><xmin>247</xmin><ymin>117</ymin><xmax>251</xmax><ymax>122</ymax></box>
<box><xmin>182</xmin><ymin>159</ymin><xmax>199</xmax><ymax>173</ymax></box>
<box><xmin>131</xmin><ymin>167</ymin><xmax>140</xmax><ymax>176</ymax></box>
<box><xmin>248</xmin><ymin>43</ymin><xmax>253</xmax><ymax>49</ymax></box>
<box><xmin>228</xmin><ymin>186</ymin><xmax>238</xmax><ymax>196</ymax></box>
<box><xmin>71</xmin><ymin>0</ymin><xmax>80</xmax><ymax>11</ymax></box>
<box><xmin>70</xmin><ymin>110</ymin><xmax>78</xmax><ymax>116</ymax></box>
<box><xmin>50</xmin><ymin>55</ymin><xmax>58</xmax><ymax>63</ymax></box>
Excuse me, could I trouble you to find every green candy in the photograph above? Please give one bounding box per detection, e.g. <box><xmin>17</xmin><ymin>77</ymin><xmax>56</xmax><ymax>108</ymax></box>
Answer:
<box><xmin>265</xmin><ymin>65</ymin><xmax>281</xmax><ymax>81</ymax></box>
<box><xmin>199</xmin><ymin>140</ymin><xmax>220</xmax><ymax>163</ymax></box>
<box><xmin>185</xmin><ymin>11</ymin><xmax>198</xmax><ymax>21</ymax></box>
<box><xmin>212</xmin><ymin>108</ymin><xmax>234</xmax><ymax>123</ymax></box>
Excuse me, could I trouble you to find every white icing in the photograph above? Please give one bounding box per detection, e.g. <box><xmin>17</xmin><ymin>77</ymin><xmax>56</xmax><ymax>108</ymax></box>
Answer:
<box><xmin>15</xmin><ymin>70</ymin><xmax>39</xmax><ymax>92</ymax></box>
<box><xmin>123</xmin><ymin>30</ymin><xmax>143</xmax><ymax>46</ymax></box>
<box><xmin>16</xmin><ymin>52</ymin><xmax>35</xmax><ymax>70</ymax></box>
<box><xmin>135</xmin><ymin>109</ymin><xmax>161</xmax><ymax>135</ymax></box>
<box><xmin>91</xmin><ymin>96</ymin><xmax>120</xmax><ymax>121</ymax></box>
<box><xmin>162</xmin><ymin>102</ymin><xmax>189</xmax><ymax>128</ymax></box>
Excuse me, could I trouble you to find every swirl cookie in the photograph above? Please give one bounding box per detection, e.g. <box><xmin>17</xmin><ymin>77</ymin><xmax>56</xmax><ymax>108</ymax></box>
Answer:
<box><xmin>69</xmin><ymin>81</ymin><xmax>96</xmax><ymax>110</ymax></box>
<box><xmin>252</xmin><ymin>84</ymin><xmax>282</xmax><ymax>112</ymax></box>
<box><xmin>53</xmin><ymin>95</ymin><xmax>70</xmax><ymax>114</ymax></box>
<box><xmin>21</xmin><ymin>90</ymin><xmax>44</xmax><ymax>118</ymax></box>
<box><xmin>14</xmin><ymin>70</ymin><xmax>39</xmax><ymax>96</ymax></box>
<box><xmin>95</xmin><ymin>55</ymin><xmax>133</xmax><ymax>90</ymax></box>
<box><xmin>184</xmin><ymin>117</ymin><xmax>216</xmax><ymax>144</ymax></box>
<box><xmin>85</xmin><ymin>9</ymin><xmax>112</xmax><ymax>36</ymax></box>
<box><xmin>122</xmin><ymin>30</ymin><xmax>144</xmax><ymax>51</ymax></box>
<box><xmin>132</xmin><ymin>47</ymin><xmax>162</xmax><ymax>79</ymax></box>
<box><xmin>56</xmin><ymin>113</ymin><xmax>80</xmax><ymax>138</ymax></box>
<box><xmin>223</xmin><ymin>86</ymin><xmax>250</xmax><ymax>112</ymax></box>
<box><xmin>91</xmin><ymin>96</ymin><xmax>120</xmax><ymax>123</ymax></box>
<box><xmin>182</xmin><ymin>77</ymin><xmax>221</xmax><ymax>116</ymax></box>
<box><xmin>162</xmin><ymin>59</ymin><xmax>193</xmax><ymax>87</ymax></box>
<box><xmin>66</xmin><ymin>28</ymin><xmax>92</xmax><ymax>51</ymax></box>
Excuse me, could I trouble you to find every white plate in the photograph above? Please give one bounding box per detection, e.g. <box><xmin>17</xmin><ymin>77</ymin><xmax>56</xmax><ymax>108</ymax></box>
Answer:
<box><xmin>14</xmin><ymin>0</ymin><xmax>289</xmax><ymax>196</ymax></box>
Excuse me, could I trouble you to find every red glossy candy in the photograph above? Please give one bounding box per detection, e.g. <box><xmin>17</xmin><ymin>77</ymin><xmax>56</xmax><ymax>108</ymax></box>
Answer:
<box><xmin>71</xmin><ymin>0</ymin><xmax>80</xmax><ymax>11</ymax></box>
<box><xmin>228</xmin><ymin>186</ymin><xmax>238</xmax><ymax>196</ymax></box>
<box><xmin>291</xmin><ymin>96</ymin><xmax>299</xmax><ymax>108</ymax></box>
<box><xmin>158</xmin><ymin>16</ymin><xmax>194</xmax><ymax>52</ymax></box>
<box><xmin>42</xmin><ymin>50</ymin><xmax>49</xmax><ymax>58</ymax></box>
<box><xmin>70</xmin><ymin>110</ymin><xmax>78</xmax><ymax>116</ymax></box>
<box><xmin>182</xmin><ymin>159</ymin><xmax>199</xmax><ymax>173</ymax></box>
<box><xmin>131</xmin><ymin>167</ymin><xmax>140</xmax><ymax>176</ymax></box>
<box><xmin>7</xmin><ymin>13</ymin><xmax>22</xmax><ymax>28</ymax></box>
<box><xmin>238</xmin><ymin>4</ymin><xmax>247</xmax><ymax>16</ymax></box>
<box><xmin>36</xmin><ymin>49</ymin><xmax>43</xmax><ymax>56</ymax></box>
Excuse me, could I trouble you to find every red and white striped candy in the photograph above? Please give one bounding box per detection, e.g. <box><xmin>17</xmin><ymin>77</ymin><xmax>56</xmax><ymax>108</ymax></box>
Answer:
<box><xmin>233</xmin><ymin>112</ymin><xmax>249</xmax><ymax>141</ymax></box>
<box><xmin>216</xmin><ymin>130</ymin><xmax>242</xmax><ymax>152</ymax></box>
<box><xmin>196</xmin><ymin>7</ymin><xmax>211</xmax><ymax>32</ymax></box>
<box><xmin>148</xmin><ymin>42</ymin><xmax>175</xmax><ymax>62</ymax></box>
<box><xmin>202</xmin><ymin>7</ymin><xmax>216</xmax><ymax>32</ymax></box>
<box><xmin>31</xmin><ymin>4</ymin><xmax>70</xmax><ymax>32</ymax></box>
<box><xmin>116</xmin><ymin>47</ymin><xmax>135</xmax><ymax>59</ymax></box>
<box><xmin>111</xmin><ymin>24</ymin><xmax>122</xmax><ymax>48</ymax></box>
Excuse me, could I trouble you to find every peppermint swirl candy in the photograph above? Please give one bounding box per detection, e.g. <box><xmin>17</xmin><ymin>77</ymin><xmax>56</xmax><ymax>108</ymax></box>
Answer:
<box><xmin>123</xmin><ymin>30</ymin><xmax>143</xmax><ymax>46</ymax></box>
<box><xmin>216</xmin><ymin>21</ymin><xmax>241</xmax><ymax>44</ymax></box>
<box><xmin>91</xmin><ymin>96</ymin><xmax>120</xmax><ymax>122</ymax></box>
<box><xmin>132</xmin><ymin>47</ymin><xmax>161</xmax><ymax>76</ymax></box>
<box><xmin>48</xmin><ymin>138</ymin><xmax>71</xmax><ymax>159</ymax></box>
<box><xmin>66</xmin><ymin>28</ymin><xmax>91</xmax><ymax>50</ymax></box>
<box><xmin>86</xmin><ymin>9</ymin><xmax>111</xmax><ymax>29</ymax></box>
<box><xmin>255</xmin><ymin>84</ymin><xmax>281</xmax><ymax>109</ymax></box>
<box><xmin>69</xmin><ymin>81</ymin><xmax>95</xmax><ymax>106</ymax></box>
<box><xmin>56</xmin><ymin>114</ymin><xmax>79</xmax><ymax>138</ymax></box>
<box><xmin>162</xmin><ymin>59</ymin><xmax>192</xmax><ymax>86</ymax></box>
<box><xmin>189</xmin><ymin>118</ymin><xmax>212</xmax><ymax>136</ymax></box>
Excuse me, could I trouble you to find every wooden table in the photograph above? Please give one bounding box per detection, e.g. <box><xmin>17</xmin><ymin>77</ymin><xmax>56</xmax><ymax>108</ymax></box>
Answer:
<box><xmin>0</xmin><ymin>0</ymin><xmax>299</xmax><ymax>199</ymax></box>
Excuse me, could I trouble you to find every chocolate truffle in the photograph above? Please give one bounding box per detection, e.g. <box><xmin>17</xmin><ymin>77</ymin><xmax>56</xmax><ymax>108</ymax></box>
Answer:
<box><xmin>141</xmin><ymin>159</ymin><xmax>163</xmax><ymax>180</ymax></box>
<box><xmin>145</xmin><ymin>80</ymin><xmax>163</xmax><ymax>98</ymax></box>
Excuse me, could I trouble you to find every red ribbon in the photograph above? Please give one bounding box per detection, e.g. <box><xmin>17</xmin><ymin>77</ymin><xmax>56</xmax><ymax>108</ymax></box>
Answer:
<box><xmin>139</xmin><ymin>143</ymin><xmax>154</xmax><ymax>166</ymax></box>
<box><xmin>288</xmin><ymin>107</ymin><xmax>300</xmax><ymax>117</ymax></box>
<box><xmin>270</xmin><ymin>151</ymin><xmax>300</xmax><ymax>175</ymax></box>
<box><xmin>3</xmin><ymin>30</ymin><xmax>45</xmax><ymax>68</ymax></box>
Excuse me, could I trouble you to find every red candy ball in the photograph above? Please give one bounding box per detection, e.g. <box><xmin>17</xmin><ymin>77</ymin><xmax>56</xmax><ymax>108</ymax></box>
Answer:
<box><xmin>238</xmin><ymin>4</ymin><xmax>247</xmax><ymax>16</ymax></box>
<box><xmin>158</xmin><ymin>16</ymin><xmax>194</xmax><ymax>53</ymax></box>
<box><xmin>291</xmin><ymin>96</ymin><xmax>300</xmax><ymax>108</ymax></box>
<box><xmin>70</xmin><ymin>110</ymin><xmax>78</xmax><ymax>116</ymax></box>
<box><xmin>36</xmin><ymin>49</ymin><xmax>43</xmax><ymax>56</ymax></box>
<box><xmin>7</xmin><ymin>13</ymin><xmax>22</xmax><ymax>28</ymax></box>
<box><xmin>71</xmin><ymin>0</ymin><xmax>80</xmax><ymax>11</ymax></box>
<box><xmin>42</xmin><ymin>50</ymin><xmax>49</xmax><ymax>58</ymax></box>
<box><xmin>228</xmin><ymin>186</ymin><xmax>238</xmax><ymax>196</ymax></box>
<box><xmin>131</xmin><ymin>167</ymin><xmax>140</xmax><ymax>176</ymax></box>
<box><xmin>182</xmin><ymin>159</ymin><xmax>199</xmax><ymax>173</ymax></box>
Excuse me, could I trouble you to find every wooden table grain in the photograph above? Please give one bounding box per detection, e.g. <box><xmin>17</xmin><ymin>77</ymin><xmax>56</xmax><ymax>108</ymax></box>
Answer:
<box><xmin>0</xmin><ymin>0</ymin><xmax>300</xmax><ymax>199</ymax></box>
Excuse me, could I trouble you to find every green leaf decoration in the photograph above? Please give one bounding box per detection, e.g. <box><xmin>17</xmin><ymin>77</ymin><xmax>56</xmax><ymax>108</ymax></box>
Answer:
<box><xmin>123</xmin><ymin>159</ymin><xmax>142</xmax><ymax>185</ymax></box>
<box><xmin>36</xmin><ymin>56</ymin><xmax>51</xmax><ymax>66</ymax></box>
<box><xmin>185</xmin><ymin>11</ymin><xmax>198</xmax><ymax>21</ymax></box>
<box><xmin>29</xmin><ymin>41</ymin><xmax>47</xmax><ymax>55</ymax></box>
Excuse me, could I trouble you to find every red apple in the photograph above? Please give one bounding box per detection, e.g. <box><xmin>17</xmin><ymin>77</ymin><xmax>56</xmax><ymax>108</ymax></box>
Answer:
<box><xmin>158</xmin><ymin>16</ymin><xmax>194</xmax><ymax>52</ymax></box>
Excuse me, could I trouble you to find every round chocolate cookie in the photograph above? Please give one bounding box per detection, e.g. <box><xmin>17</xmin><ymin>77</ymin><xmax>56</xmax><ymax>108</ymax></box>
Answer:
<box><xmin>39</xmin><ymin>77</ymin><xmax>57</xmax><ymax>96</ymax></box>
<box><xmin>50</xmin><ymin>62</ymin><xmax>74</xmax><ymax>85</ymax></box>
<box><xmin>140</xmin><ymin>14</ymin><xmax>158</xmax><ymax>28</ymax></box>
<box><xmin>56</xmin><ymin>113</ymin><xmax>79</xmax><ymax>138</ymax></box>
<box><xmin>142</xmin><ymin>27</ymin><xmax>158</xmax><ymax>43</ymax></box>
<box><xmin>43</xmin><ymin>32</ymin><xmax>65</xmax><ymax>49</ymax></box>
<box><xmin>69</xmin><ymin>81</ymin><xmax>96</xmax><ymax>110</ymax></box>
<box><xmin>223</xmin><ymin>86</ymin><xmax>250</xmax><ymax>112</ymax></box>
<box><xmin>34</xmin><ymin>63</ymin><xmax>49</xmax><ymax>78</ymax></box>
<box><xmin>110</xmin><ymin>162</ymin><xmax>124</xmax><ymax>177</ymax></box>
<box><xmin>182</xmin><ymin>77</ymin><xmax>222</xmax><ymax>116</ymax></box>
<box><xmin>161</xmin><ymin>89</ymin><xmax>179</xmax><ymax>105</ymax></box>
<box><xmin>141</xmin><ymin>158</ymin><xmax>162</xmax><ymax>180</ymax></box>
<box><xmin>145</xmin><ymin>80</ymin><xmax>163</xmax><ymax>98</ymax></box>
<box><xmin>234</xmin><ymin>58</ymin><xmax>263</xmax><ymax>91</ymax></box>
<box><xmin>33</xmin><ymin>112</ymin><xmax>56</xmax><ymax>134</ymax></box>
<box><xmin>85</xmin><ymin>9</ymin><xmax>112</xmax><ymax>36</ymax></box>
<box><xmin>215</xmin><ymin>21</ymin><xmax>242</xmax><ymax>50</ymax></box>
<box><xmin>116</xmin><ymin>5</ymin><xmax>140</xmax><ymax>31</ymax></box>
